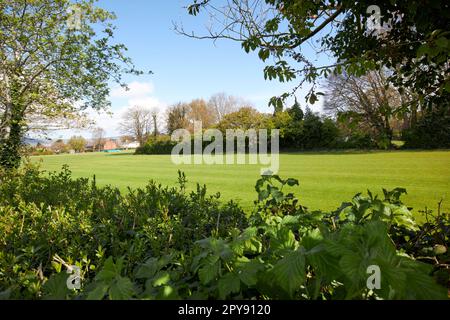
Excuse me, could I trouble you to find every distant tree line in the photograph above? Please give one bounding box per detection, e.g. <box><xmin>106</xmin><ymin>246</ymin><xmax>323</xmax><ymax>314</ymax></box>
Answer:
<box><xmin>138</xmin><ymin>76</ymin><xmax>450</xmax><ymax>155</ymax></box>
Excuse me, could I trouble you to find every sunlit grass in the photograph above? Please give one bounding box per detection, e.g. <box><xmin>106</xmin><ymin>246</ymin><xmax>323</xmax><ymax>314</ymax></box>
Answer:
<box><xmin>32</xmin><ymin>150</ymin><xmax>450</xmax><ymax>217</ymax></box>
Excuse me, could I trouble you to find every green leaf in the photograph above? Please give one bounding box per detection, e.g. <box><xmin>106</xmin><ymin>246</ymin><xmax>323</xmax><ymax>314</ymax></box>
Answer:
<box><xmin>286</xmin><ymin>178</ymin><xmax>299</xmax><ymax>187</ymax></box>
<box><xmin>156</xmin><ymin>285</ymin><xmax>180</xmax><ymax>300</ymax></box>
<box><xmin>269</xmin><ymin>250</ymin><xmax>306</xmax><ymax>297</ymax></box>
<box><xmin>0</xmin><ymin>289</ymin><xmax>11</xmax><ymax>300</ymax></box>
<box><xmin>258</xmin><ymin>49</ymin><xmax>270</xmax><ymax>61</ymax></box>
<box><xmin>309</xmin><ymin>93</ymin><xmax>318</xmax><ymax>105</ymax></box>
<box><xmin>258</xmin><ymin>189</ymin><xmax>270</xmax><ymax>201</ymax></box>
<box><xmin>270</xmin><ymin>228</ymin><xmax>297</xmax><ymax>251</ymax></box>
<box><xmin>401</xmin><ymin>261</ymin><xmax>448</xmax><ymax>300</ymax></box>
<box><xmin>236</xmin><ymin>257</ymin><xmax>264</xmax><ymax>287</ymax></box>
<box><xmin>435</xmin><ymin>37</ymin><xmax>448</xmax><ymax>48</ymax></box>
<box><xmin>86</xmin><ymin>283</ymin><xmax>109</xmax><ymax>300</ymax></box>
<box><xmin>136</xmin><ymin>258</ymin><xmax>159</xmax><ymax>279</ymax></box>
<box><xmin>96</xmin><ymin>257</ymin><xmax>123</xmax><ymax>282</ymax></box>
<box><xmin>152</xmin><ymin>271</ymin><xmax>171</xmax><ymax>287</ymax></box>
<box><xmin>198</xmin><ymin>256</ymin><xmax>220</xmax><ymax>285</ymax></box>
<box><xmin>218</xmin><ymin>273</ymin><xmax>241</xmax><ymax>299</ymax></box>
<box><xmin>108</xmin><ymin>276</ymin><xmax>135</xmax><ymax>300</ymax></box>
<box><xmin>42</xmin><ymin>273</ymin><xmax>71</xmax><ymax>300</ymax></box>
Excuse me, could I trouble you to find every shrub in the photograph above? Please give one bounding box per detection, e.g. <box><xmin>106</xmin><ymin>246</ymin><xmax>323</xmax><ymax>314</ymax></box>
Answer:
<box><xmin>0</xmin><ymin>164</ymin><xmax>247</xmax><ymax>299</ymax></box>
<box><xmin>135</xmin><ymin>136</ymin><xmax>177</xmax><ymax>155</ymax></box>
<box><xmin>0</xmin><ymin>166</ymin><xmax>447</xmax><ymax>300</ymax></box>
<box><xmin>403</xmin><ymin>110</ymin><xmax>450</xmax><ymax>149</ymax></box>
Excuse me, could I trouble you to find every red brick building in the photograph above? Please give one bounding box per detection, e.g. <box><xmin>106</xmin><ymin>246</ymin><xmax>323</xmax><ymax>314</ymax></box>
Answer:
<box><xmin>103</xmin><ymin>140</ymin><xmax>118</xmax><ymax>151</ymax></box>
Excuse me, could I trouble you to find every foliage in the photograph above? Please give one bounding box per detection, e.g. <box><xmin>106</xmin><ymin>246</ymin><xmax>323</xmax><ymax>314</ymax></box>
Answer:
<box><xmin>0</xmin><ymin>0</ymin><xmax>141</xmax><ymax>168</ymax></box>
<box><xmin>402</xmin><ymin>109</ymin><xmax>450</xmax><ymax>149</ymax></box>
<box><xmin>269</xmin><ymin>108</ymin><xmax>344</xmax><ymax>150</ymax></box>
<box><xmin>391</xmin><ymin>204</ymin><xmax>450</xmax><ymax>291</ymax></box>
<box><xmin>324</xmin><ymin>70</ymin><xmax>412</xmax><ymax>147</ymax></box>
<box><xmin>0</xmin><ymin>163</ymin><xmax>247</xmax><ymax>299</ymax></box>
<box><xmin>50</xmin><ymin>140</ymin><xmax>70</xmax><ymax>154</ymax></box>
<box><xmin>166</xmin><ymin>99</ymin><xmax>217</xmax><ymax>134</ymax></box>
<box><xmin>142</xmin><ymin>106</ymin><xmax>388</xmax><ymax>154</ymax></box>
<box><xmin>119</xmin><ymin>106</ymin><xmax>158</xmax><ymax>147</ymax></box>
<box><xmin>135</xmin><ymin>135</ymin><xmax>176</xmax><ymax>155</ymax></box>
<box><xmin>216</xmin><ymin>107</ymin><xmax>269</xmax><ymax>132</ymax></box>
<box><xmin>26</xmin><ymin>147</ymin><xmax>54</xmax><ymax>157</ymax></box>
<box><xmin>182</xmin><ymin>1</ymin><xmax>449</xmax><ymax>150</ymax></box>
<box><xmin>166</xmin><ymin>103</ymin><xmax>191</xmax><ymax>135</ymax></box>
<box><xmin>68</xmin><ymin>136</ymin><xmax>87</xmax><ymax>153</ymax></box>
<box><xmin>184</xmin><ymin>1</ymin><xmax>450</xmax><ymax>112</ymax></box>
<box><xmin>0</xmin><ymin>165</ymin><xmax>447</xmax><ymax>300</ymax></box>
<box><xmin>326</xmin><ymin>1</ymin><xmax>450</xmax><ymax>110</ymax></box>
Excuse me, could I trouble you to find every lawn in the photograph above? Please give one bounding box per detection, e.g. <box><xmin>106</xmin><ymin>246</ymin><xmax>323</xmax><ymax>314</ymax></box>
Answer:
<box><xmin>31</xmin><ymin>150</ymin><xmax>450</xmax><ymax>216</ymax></box>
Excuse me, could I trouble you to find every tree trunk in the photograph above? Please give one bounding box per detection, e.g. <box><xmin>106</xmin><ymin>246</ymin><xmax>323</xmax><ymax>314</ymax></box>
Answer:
<box><xmin>0</xmin><ymin>107</ymin><xmax>25</xmax><ymax>169</ymax></box>
<box><xmin>0</xmin><ymin>82</ymin><xmax>26</xmax><ymax>169</ymax></box>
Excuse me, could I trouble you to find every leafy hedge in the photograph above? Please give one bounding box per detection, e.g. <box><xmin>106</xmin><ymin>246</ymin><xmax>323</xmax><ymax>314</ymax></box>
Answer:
<box><xmin>403</xmin><ymin>109</ymin><xmax>450</xmax><ymax>149</ymax></box>
<box><xmin>0</xmin><ymin>164</ymin><xmax>448</xmax><ymax>300</ymax></box>
<box><xmin>135</xmin><ymin>136</ymin><xmax>177</xmax><ymax>155</ymax></box>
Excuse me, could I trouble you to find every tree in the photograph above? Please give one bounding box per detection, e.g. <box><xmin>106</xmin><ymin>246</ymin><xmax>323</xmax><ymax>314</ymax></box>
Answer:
<box><xmin>150</xmin><ymin>108</ymin><xmax>160</xmax><ymax>137</ymax></box>
<box><xmin>216</xmin><ymin>107</ymin><xmax>267</xmax><ymax>132</ymax></box>
<box><xmin>166</xmin><ymin>103</ymin><xmax>190</xmax><ymax>134</ymax></box>
<box><xmin>180</xmin><ymin>1</ymin><xmax>449</xmax><ymax>112</ymax></box>
<box><xmin>187</xmin><ymin>99</ymin><xmax>215</xmax><ymax>131</ymax></box>
<box><xmin>0</xmin><ymin>0</ymin><xmax>140</xmax><ymax>168</ymax></box>
<box><xmin>68</xmin><ymin>136</ymin><xmax>86</xmax><ymax>153</ymax></box>
<box><xmin>324</xmin><ymin>70</ymin><xmax>412</xmax><ymax>147</ymax></box>
<box><xmin>119</xmin><ymin>106</ymin><xmax>153</xmax><ymax>147</ymax></box>
<box><xmin>50</xmin><ymin>139</ymin><xmax>69</xmax><ymax>154</ymax></box>
<box><xmin>208</xmin><ymin>93</ymin><xmax>240</xmax><ymax>122</ymax></box>
<box><xmin>120</xmin><ymin>135</ymin><xmax>135</xmax><ymax>144</ymax></box>
<box><xmin>403</xmin><ymin>109</ymin><xmax>450</xmax><ymax>149</ymax></box>
<box><xmin>91</xmin><ymin>127</ymin><xmax>106</xmax><ymax>152</ymax></box>
<box><xmin>287</xmin><ymin>99</ymin><xmax>304</xmax><ymax>122</ymax></box>
<box><xmin>166</xmin><ymin>98</ymin><xmax>221</xmax><ymax>134</ymax></box>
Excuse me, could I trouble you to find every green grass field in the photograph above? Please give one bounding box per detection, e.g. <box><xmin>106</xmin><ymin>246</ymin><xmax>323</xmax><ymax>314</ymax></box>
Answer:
<box><xmin>32</xmin><ymin>150</ymin><xmax>450</xmax><ymax>216</ymax></box>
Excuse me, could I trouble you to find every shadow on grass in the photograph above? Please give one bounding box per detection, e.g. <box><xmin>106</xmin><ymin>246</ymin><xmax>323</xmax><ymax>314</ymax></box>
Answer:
<box><xmin>281</xmin><ymin>148</ymin><xmax>450</xmax><ymax>156</ymax></box>
<box><xmin>105</xmin><ymin>149</ymin><xmax>450</xmax><ymax>157</ymax></box>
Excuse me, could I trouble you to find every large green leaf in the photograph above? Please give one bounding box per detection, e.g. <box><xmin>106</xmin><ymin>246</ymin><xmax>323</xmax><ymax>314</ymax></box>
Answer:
<box><xmin>198</xmin><ymin>256</ymin><xmax>220</xmax><ymax>285</ymax></box>
<box><xmin>135</xmin><ymin>258</ymin><xmax>159</xmax><ymax>279</ymax></box>
<box><xmin>42</xmin><ymin>272</ymin><xmax>71</xmax><ymax>300</ymax></box>
<box><xmin>270</xmin><ymin>228</ymin><xmax>297</xmax><ymax>252</ymax></box>
<box><xmin>86</xmin><ymin>283</ymin><xmax>109</xmax><ymax>301</ymax></box>
<box><xmin>96</xmin><ymin>257</ymin><xmax>123</xmax><ymax>282</ymax></box>
<box><xmin>269</xmin><ymin>250</ymin><xmax>306</xmax><ymax>298</ymax></box>
<box><xmin>108</xmin><ymin>276</ymin><xmax>135</xmax><ymax>300</ymax></box>
<box><xmin>235</xmin><ymin>257</ymin><xmax>265</xmax><ymax>287</ymax></box>
<box><xmin>218</xmin><ymin>273</ymin><xmax>241</xmax><ymax>299</ymax></box>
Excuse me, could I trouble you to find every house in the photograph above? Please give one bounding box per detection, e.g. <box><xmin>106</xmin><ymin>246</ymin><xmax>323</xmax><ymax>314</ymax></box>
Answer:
<box><xmin>122</xmin><ymin>141</ymin><xmax>140</xmax><ymax>149</ymax></box>
<box><xmin>103</xmin><ymin>139</ymin><xmax>118</xmax><ymax>151</ymax></box>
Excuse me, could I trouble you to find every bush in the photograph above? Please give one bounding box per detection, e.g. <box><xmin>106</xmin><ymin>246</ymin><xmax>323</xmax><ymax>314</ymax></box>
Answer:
<box><xmin>25</xmin><ymin>147</ymin><xmax>55</xmax><ymax>156</ymax></box>
<box><xmin>0</xmin><ymin>165</ymin><xmax>448</xmax><ymax>300</ymax></box>
<box><xmin>0</xmin><ymin>163</ymin><xmax>247</xmax><ymax>299</ymax></box>
<box><xmin>338</xmin><ymin>132</ymin><xmax>377</xmax><ymax>149</ymax></box>
<box><xmin>135</xmin><ymin>136</ymin><xmax>177</xmax><ymax>155</ymax></box>
<box><xmin>403</xmin><ymin>110</ymin><xmax>450</xmax><ymax>149</ymax></box>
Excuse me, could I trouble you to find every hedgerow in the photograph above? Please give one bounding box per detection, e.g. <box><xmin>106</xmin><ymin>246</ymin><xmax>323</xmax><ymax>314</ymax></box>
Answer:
<box><xmin>0</xmin><ymin>164</ymin><xmax>448</xmax><ymax>300</ymax></box>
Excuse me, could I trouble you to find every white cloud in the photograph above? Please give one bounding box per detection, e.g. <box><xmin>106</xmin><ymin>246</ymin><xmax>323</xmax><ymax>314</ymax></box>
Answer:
<box><xmin>90</xmin><ymin>91</ymin><xmax>168</xmax><ymax>137</ymax></box>
<box><xmin>128</xmin><ymin>97</ymin><xmax>162</xmax><ymax>110</ymax></box>
<box><xmin>111</xmin><ymin>81</ymin><xmax>155</xmax><ymax>98</ymax></box>
<box><xmin>49</xmin><ymin>81</ymin><xmax>168</xmax><ymax>139</ymax></box>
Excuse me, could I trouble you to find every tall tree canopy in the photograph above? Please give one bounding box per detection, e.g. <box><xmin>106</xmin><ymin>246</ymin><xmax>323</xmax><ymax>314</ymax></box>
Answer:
<box><xmin>324</xmin><ymin>69</ymin><xmax>415</xmax><ymax>146</ymax></box>
<box><xmin>0</xmin><ymin>0</ymin><xmax>141</xmax><ymax>168</ymax></box>
<box><xmin>119</xmin><ymin>106</ymin><xmax>154</xmax><ymax>147</ymax></box>
<box><xmin>180</xmin><ymin>1</ymin><xmax>449</xmax><ymax>111</ymax></box>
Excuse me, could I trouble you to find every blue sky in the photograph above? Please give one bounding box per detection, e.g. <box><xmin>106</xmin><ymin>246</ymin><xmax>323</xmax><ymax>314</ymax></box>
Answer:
<box><xmin>53</xmin><ymin>0</ymin><xmax>334</xmax><ymax>139</ymax></box>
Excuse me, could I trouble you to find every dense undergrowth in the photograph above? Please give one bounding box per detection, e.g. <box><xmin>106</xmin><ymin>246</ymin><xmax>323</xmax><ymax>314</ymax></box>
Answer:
<box><xmin>0</xmin><ymin>163</ymin><xmax>448</xmax><ymax>300</ymax></box>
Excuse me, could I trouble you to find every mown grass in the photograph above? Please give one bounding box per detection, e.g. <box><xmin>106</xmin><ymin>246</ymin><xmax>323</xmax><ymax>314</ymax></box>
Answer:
<box><xmin>31</xmin><ymin>150</ymin><xmax>450</xmax><ymax>216</ymax></box>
